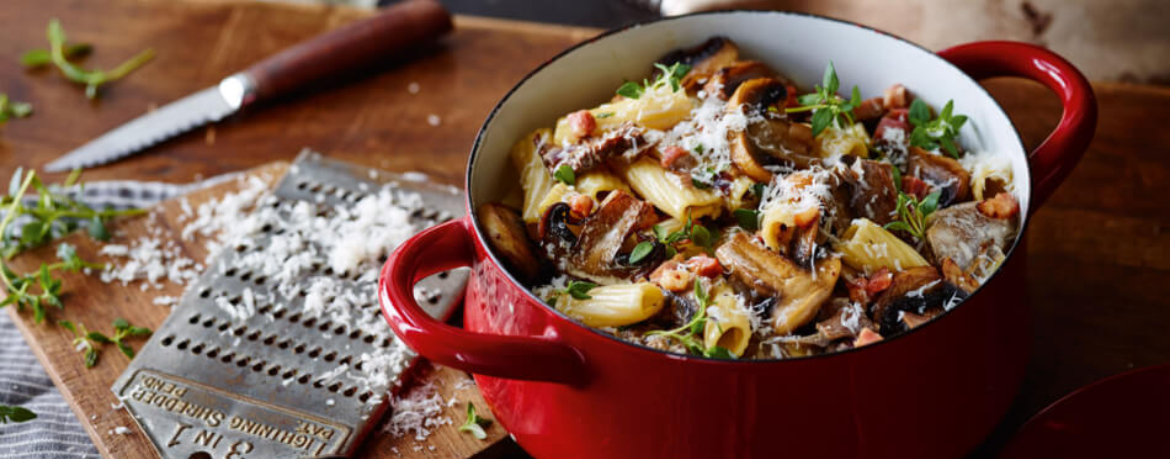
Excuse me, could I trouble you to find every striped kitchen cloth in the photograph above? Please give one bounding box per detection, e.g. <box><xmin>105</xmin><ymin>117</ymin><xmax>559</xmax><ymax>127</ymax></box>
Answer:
<box><xmin>0</xmin><ymin>176</ymin><xmax>231</xmax><ymax>456</ymax></box>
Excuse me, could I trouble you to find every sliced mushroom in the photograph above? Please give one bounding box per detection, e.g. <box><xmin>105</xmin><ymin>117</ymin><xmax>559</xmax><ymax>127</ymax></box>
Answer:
<box><xmin>703</xmin><ymin>60</ymin><xmax>780</xmax><ymax>99</ymax></box>
<box><xmin>479</xmin><ymin>203</ymin><xmax>544</xmax><ymax>283</ymax></box>
<box><xmin>837</xmin><ymin>156</ymin><xmax>900</xmax><ymax>225</ymax></box>
<box><xmin>541</xmin><ymin>123</ymin><xmax>652</xmax><ymax>176</ymax></box>
<box><xmin>870</xmin><ymin>266</ymin><xmax>966</xmax><ymax>333</ymax></box>
<box><xmin>715</xmin><ymin>232</ymin><xmax>842</xmax><ymax>335</ymax></box>
<box><xmin>926</xmin><ymin>201</ymin><xmax>1016</xmax><ymax>272</ymax></box>
<box><xmin>941</xmin><ymin>257</ymin><xmax>980</xmax><ymax>294</ymax></box>
<box><xmin>816</xmin><ymin>298</ymin><xmax>875</xmax><ymax>341</ymax></box>
<box><xmin>657</xmin><ymin>36</ymin><xmax>740</xmax><ymax>92</ymax></box>
<box><xmin>563</xmin><ymin>190</ymin><xmax>656</xmax><ymax>283</ymax></box>
<box><xmin>907</xmin><ymin>146</ymin><xmax>971</xmax><ymax>206</ymax></box>
<box><xmin>727</xmin><ymin>78</ymin><xmax>818</xmax><ymax>181</ymax></box>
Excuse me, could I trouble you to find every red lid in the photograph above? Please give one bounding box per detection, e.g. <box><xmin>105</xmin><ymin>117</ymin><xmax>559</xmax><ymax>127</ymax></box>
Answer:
<box><xmin>1000</xmin><ymin>364</ymin><xmax>1170</xmax><ymax>458</ymax></box>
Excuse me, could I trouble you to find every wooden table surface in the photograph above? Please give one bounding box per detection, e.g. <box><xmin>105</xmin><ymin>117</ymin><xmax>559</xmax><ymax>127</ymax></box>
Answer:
<box><xmin>1</xmin><ymin>0</ymin><xmax>1167</xmax><ymax>457</ymax></box>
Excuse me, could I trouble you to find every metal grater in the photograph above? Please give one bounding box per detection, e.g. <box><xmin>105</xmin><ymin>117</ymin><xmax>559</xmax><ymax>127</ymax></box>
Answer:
<box><xmin>111</xmin><ymin>150</ymin><xmax>467</xmax><ymax>459</ymax></box>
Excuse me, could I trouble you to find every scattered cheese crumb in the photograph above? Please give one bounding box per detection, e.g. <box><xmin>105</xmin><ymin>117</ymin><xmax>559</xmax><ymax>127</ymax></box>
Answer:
<box><xmin>426</xmin><ymin>114</ymin><xmax>441</xmax><ymax>127</ymax></box>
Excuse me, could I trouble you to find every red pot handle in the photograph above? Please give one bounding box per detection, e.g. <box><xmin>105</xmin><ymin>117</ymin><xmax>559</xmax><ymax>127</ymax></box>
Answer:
<box><xmin>379</xmin><ymin>217</ymin><xmax>587</xmax><ymax>385</ymax></box>
<box><xmin>938</xmin><ymin>41</ymin><xmax>1097</xmax><ymax>210</ymax></box>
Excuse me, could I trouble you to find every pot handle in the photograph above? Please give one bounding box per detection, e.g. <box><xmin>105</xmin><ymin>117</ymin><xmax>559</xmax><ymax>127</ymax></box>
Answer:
<box><xmin>938</xmin><ymin>41</ymin><xmax>1097</xmax><ymax>211</ymax></box>
<box><xmin>379</xmin><ymin>217</ymin><xmax>587</xmax><ymax>385</ymax></box>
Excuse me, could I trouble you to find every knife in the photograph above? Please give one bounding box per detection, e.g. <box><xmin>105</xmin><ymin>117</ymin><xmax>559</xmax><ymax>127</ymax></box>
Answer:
<box><xmin>44</xmin><ymin>0</ymin><xmax>452</xmax><ymax>173</ymax></box>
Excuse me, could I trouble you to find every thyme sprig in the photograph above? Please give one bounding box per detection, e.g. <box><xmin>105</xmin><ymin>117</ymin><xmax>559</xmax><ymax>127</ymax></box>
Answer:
<box><xmin>0</xmin><ymin>94</ymin><xmax>33</xmax><ymax>125</ymax></box>
<box><xmin>884</xmin><ymin>191</ymin><xmax>941</xmax><ymax>240</ymax></box>
<box><xmin>785</xmin><ymin>61</ymin><xmax>862</xmax><ymax>137</ymax></box>
<box><xmin>59</xmin><ymin>318</ymin><xmax>151</xmax><ymax>368</ymax></box>
<box><xmin>616</xmin><ymin>62</ymin><xmax>691</xmax><ymax>100</ymax></box>
<box><xmin>651</xmin><ymin>212</ymin><xmax>717</xmax><ymax>257</ymax></box>
<box><xmin>29</xmin><ymin>19</ymin><xmax>154</xmax><ymax>99</ymax></box>
<box><xmin>458</xmin><ymin>403</ymin><xmax>493</xmax><ymax>440</ymax></box>
<box><xmin>908</xmin><ymin>98</ymin><xmax>968</xmax><ymax>158</ymax></box>
<box><xmin>644</xmin><ymin>279</ymin><xmax>735</xmax><ymax>359</ymax></box>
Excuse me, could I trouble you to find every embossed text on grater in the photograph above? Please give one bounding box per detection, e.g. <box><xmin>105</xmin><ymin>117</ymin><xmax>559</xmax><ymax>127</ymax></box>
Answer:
<box><xmin>111</xmin><ymin>151</ymin><xmax>467</xmax><ymax>459</ymax></box>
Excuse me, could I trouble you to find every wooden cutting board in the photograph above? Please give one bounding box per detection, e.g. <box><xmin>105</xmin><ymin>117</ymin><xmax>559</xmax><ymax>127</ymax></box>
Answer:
<box><xmin>4</xmin><ymin>161</ymin><xmax>515</xmax><ymax>458</ymax></box>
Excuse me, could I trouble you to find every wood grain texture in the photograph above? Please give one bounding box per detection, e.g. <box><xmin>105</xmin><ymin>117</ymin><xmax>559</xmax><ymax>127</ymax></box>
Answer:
<box><xmin>0</xmin><ymin>0</ymin><xmax>1167</xmax><ymax>458</ymax></box>
<box><xmin>4</xmin><ymin>162</ymin><xmax>507</xmax><ymax>458</ymax></box>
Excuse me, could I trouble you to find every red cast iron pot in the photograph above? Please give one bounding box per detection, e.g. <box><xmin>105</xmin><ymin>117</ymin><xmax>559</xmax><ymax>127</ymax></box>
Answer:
<box><xmin>380</xmin><ymin>11</ymin><xmax>1096</xmax><ymax>459</ymax></box>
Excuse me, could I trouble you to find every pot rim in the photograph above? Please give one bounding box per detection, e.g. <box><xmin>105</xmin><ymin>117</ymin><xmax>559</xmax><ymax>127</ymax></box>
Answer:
<box><xmin>464</xmin><ymin>9</ymin><xmax>1031</xmax><ymax>363</ymax></box>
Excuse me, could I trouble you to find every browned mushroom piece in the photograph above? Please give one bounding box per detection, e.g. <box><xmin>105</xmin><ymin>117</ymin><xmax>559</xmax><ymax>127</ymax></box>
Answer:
<box><xmin>479</xmin><ymin>203</ymin><xmax>544</xmax><ymax>283</ymax></box>
<box><xmin>907</xmin><ymin>146</ymin><xmax>971</xmax><ymax>206</ymax></box>
<box><xmin>837</xmin><ymin>156</ymin><xmax>900</xmax><ymax>225</ymax></box>
<box><xmin>560</xmin><ymin>190</ymin><xmax>656</xmax><ymax>283</ymax></box>
<box><xmin>703</xmin><ymin>60</ymin><xmax>781</xmax><ymax>100</ymax></box>
<box><xmin>657</xmin><ymin>36</ymin><xmax>740</xmax><ymax>92</ymax></box>
<box><xmin>870</xmin><ymin>266</ymin><xmax>966</xmax><ymax>333</ymax></box>
<box><xmin>541</xmin><ymin>123</ymin><xmax>652</xmax><ymax>176</ymax></box>
<box><xmin>940</xmin><ymin>257</ymin><xmax>980</xmax><ymax>294</ymax></box>
<box><xmin>727</xmin><ymin>78</ymin><xmax>818</xmax><ymax>181</ymax></box>
<box><xmin>926</xmin><ymin>201</ymin><xmax>1016</xmax><ymax>272</ymax></box>
<box><xmin>816</xmin><ymin>298</ymin><xmax>875</xmax><ymax>341</ymax></box>
<box><xmin>715</xmin><ymin>232</ymin><xmax>842</xmax><ymax>335</ymax></box>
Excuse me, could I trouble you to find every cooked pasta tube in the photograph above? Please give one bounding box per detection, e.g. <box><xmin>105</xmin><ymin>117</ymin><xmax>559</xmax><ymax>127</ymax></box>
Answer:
<box><xmin>703</xmin><ymin>288</ymin><xmax>751</xmax><ymax>357</ymax></box>
<box><xmin>512</xmin><ymin>128</ymin><xmax>555</xmax><ymax>223</ymax></box>
<box><xmin>813</xmin><ymin>122</ymin><xmax>870</xmax><ymax>158</ymax></box>
<box><xmin>535</xmin><ymin>183</ymin><xmax>572</xmax><ymax>219</ymax></box>
<box><xmin>835</xmin><ymin>218</ymin><xmax>929</xmax><ymax>274</ymax></box>
<box><xmin>724</xmin><ymin>175</ymin><xmax>758</xmax><ymax>212</ymax></box>
<box><xmin>622</xmin><ymin>158</ymin><xmax>722</xmax><ymax>220</ymax></box>
<box><xmin>759</xmin><ymin>203</ymin><xmax>818</xmax><ymax>251</ymax></box>
<box><xmin>575</xmin><ymin>170</ymin><xmax>631</xmax><ymax>201</ymax></box>
<box><xmin>556</xmin><ymin>282</ymin><xmax>666</xmax><ymax>328</ymax></box>
<box><xmin>553</xmin><ymin>84</ymin><xmax>694</xmax><ymax>145</ymax></box>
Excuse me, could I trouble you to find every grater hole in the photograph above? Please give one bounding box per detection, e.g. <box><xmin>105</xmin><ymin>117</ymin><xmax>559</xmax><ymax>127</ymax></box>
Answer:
<box><xmin>260</xmin><ymin>223</ymin><xmax>273</xmax><ymax>233</ymax></box>
<box><xmin>236</xmin><ymin>356</ymin><xmax>250</xmax><ymax>367</ymax></box>
<box><xmin>379</xmin><ymin>253</ymin><xmax>388</xmax><ymax>264</ymax></box>
<box><xmin>235</xmin><ymin>244</ymin><xmax>248</xmax><ymax>253</ymax></box>
<box><xmin>303</xmin><ymin>317</ymin><xmax>317</xmax><ymax>328</ymax></box>
<box><xmin>220</xmin><ymin>352</ymin><xmax>234</xmax><ymax>363</ymax></box>
<box><xmin>324</xmin><ymin>266</ymin><xmax>335</xmax><ymax>276</ymax></box>
<box><xmin>224</xmin><ymin>267</ymin><xmax>237</xmax><ymax>277</ymax></box>
<box><xmin>323</xmin><ymin>351</ymin><xmax>337</xmax><ymax>362</ymax></box>
<box><xmin>233</xmin><ymin>326</ymin><xmax>247</xmax><ymax>336</ymax></box>
<box><xmin>263</xmin><ymin>334</ymin><xmax>276</xmax><ymax>346</ymax></box>
<box><xmin>294</xmin><ymin>344</ymin><xmax>306</xmax><ymax>354</ymax></box>
<box><xmin>273</xmin><ymin>309</ymin><xmax>285</xmax><ymax>319</ymax></box>
<box><xmin>177</xmin><ymin>339</ymin><xmax>190</xmax><ymax>350</ymax></box>
<box><xmin>338</xmin><ymin>356</ymin><xmax>353</xmax><ymax>366</ymax></box>
<box><xmin>327</xmin><ymin>382</ymin><xmax>342</xmax><ymax>393</ymax></box>
<box><xmin>190</xmin><ymin>452</ymin><xmax>212</xmax><ymax>459</ymax></box>
<box><xmin>380</xmin><ymin>337</ymin><xmax>392</xmax><ymax>348</ymax></box>
<box><xmin>188</xmin><ymin>314</ymin><xmax>201</xmax><ymax>324</ymax></box>
<box><xmin>296</xmin><ymin>181</ymin><xmax>308</xmax><ymax>190</ymax></box>
<box><xmin>267</xmin><ymin>365</ymin><xmax>281</xmax><ymax>376</ymax></box>
<box><xmin>246</xmin><ymin>330</ymin><xmax>261</xmax><ymax>341</ymax></box>
<box><xmin>161</xmin><ymin>335</ymin><xmax>175</xmax><ymax>347</ymax></box>
<box><xmin>343</xmin><ymin>386</ymin><xmax>357</xmax><ymax>397</ymax></box>
<box><xmin>253</xmin><ymin>275</ymin><xmax>267</xmax><ymax>286</ymax></box>
<box><xmin>199</xmin><ymin>288</ymin><xmax>211</xmax><ymax>298</ymax></box>
<box><xmin>438</xmin><ymin>270</ymin><xmax>449</xmax><ymax>279</ymax></box>
<box><xmin>282</xmin><ymin>369</ymin><xmax>297</xmax><ymax>379</ymax></box>
<box><xmin>359</xmin><ymin>391</ymin><xmax>373</xmax><ymax>403</ymax></box>
<box><xmin>217</xmin><ymin>322</ymin><xmax>230</xmax><ymax>332</ymax></box>
<box><xmin>191</xmin><ymin>343</ymin><xmax>204</xmax><ymax>355</ymax></box>
<box><xmin>363</xmin><ymin>335</ymin><xmax>376</xmax><ymax>344</ymax></box>
<box><xmin>318</xmin><ymin>321</ymin><xmax>332</xmax><ymax>332</ymax></box>
<box><xmin>259</xmin><ymin>304</ymin><xmax>273</xmax><ymax>314</ymax></box>
<box><xmin>278</xmin><ymin>339</ymin><xmax>291</xmax><ymax>350</ymax></box>
<box><xmin>288</xmin><ymin>312</ymin><xmax>301</xmax><ymax>323</ymax></box>
<box><xmin>202</xmin><ymin>318</ymin><xmax>215</xmax><ymax>328</ymax></box>
<box><xmin>239</xmin><ymin>271</ymin><xmax>252</xmax><ymax>281</ymax></box>
<box><xmin>252</xmin><ymin>361</ymin><xmax>265</xmax><ymax>372</ymax></box>
<box><xmin>321</xmin><ymin>185</ymin><xmax>336</xmax><ymax>195</ymax></box>
<box><xmin>313</xmin><ymin>379</ymin><xmax>326</xmax><ymax>389</ymax></box>
<box><xmin>298</xmin><ymin>374</ymin><xmax>311</xmax><ymax>384</ymax></box>
<box><xmin>354</xmin><ymin>360</ymin><xmax>365</xmax><ymax>371</ymax></box>
<box><xmin>309</xmin><ymin>347</ymin><xmax>322</xmax><ymax>358</ymax></box>
<box><xmin>206</xmin><ymin>347</ymin><xmax>219</xmax><ymax>358</ymax></box>
<box><xmin>348</xmin><ymin>330</ymin><xmax>361</xmax><ymax>339</ymax></box>
<box><xmin>309</xmin><ymin>183</ymin><xmax>322</xmax><ymax>193</ymax></box>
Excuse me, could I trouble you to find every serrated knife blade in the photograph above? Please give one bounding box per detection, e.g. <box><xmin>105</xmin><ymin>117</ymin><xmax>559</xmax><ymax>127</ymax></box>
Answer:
<box><xmin>44</xmin><ymin>77</ymin><xmax>246</xmax><ymax>172</ymax></box>
<box><xmin>43</xmin><ymin>0</ymin><xmax>453</xmax><ymax>172</ymax></box>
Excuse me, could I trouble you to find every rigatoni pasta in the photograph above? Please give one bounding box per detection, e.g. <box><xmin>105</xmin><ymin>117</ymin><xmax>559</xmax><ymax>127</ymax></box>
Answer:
<box><xmin>480</xmin><ymin>36</ymin><xmax>1020</xmax><ymax>359</ymax></box>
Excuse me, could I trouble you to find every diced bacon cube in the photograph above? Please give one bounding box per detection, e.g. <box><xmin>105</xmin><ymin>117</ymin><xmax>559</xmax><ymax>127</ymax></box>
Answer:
<box><xmin>569</xmin><ymin>194</ymin><xmax>594</xmax><ymax>218</ymax></box>
<box><xmin>567</xmin><ymin>110</ymin><xmax>597</xmax><ymax>140</ymax></box>
<box><xmin>853</xmin><ymin>97</ymin><xmax>886</xmax><ymax>121</ymax></box>
<box><xmin>854</xmin><ymin>328</ymin><xmax>884</xmax><ymax>347</ymax></box>
<box><xmin>874</xmin><ymin>109</ymin><xmax>911</xmax><ymax>141</ymax></box>
<box><xmin>976</xmin><ymin>192</ymin><xmax>1020</xmax><ymax>219</ymax></box>
<box><xmin>902</xmin><ymin>175</ymin><xmax>930</xmax><ymax>200</ymax></box>
<box><xmin>864</xmin><ymin>268</ymin><xmax>892</xmax><ymax>297</ymax></box>
<box><xmin>660</xmin><ymin>145</ymin><xmax>691</xmax><ymax>170</ymax></box>
<box><xmin>883</xmin><ymin>84</ymin><xmax>909</xmax><ymax>109</ymax></box>
<box><xmin>686</xmin><ymin>255</ymin><xmax>722</xmax><ymax>278</ymax></box>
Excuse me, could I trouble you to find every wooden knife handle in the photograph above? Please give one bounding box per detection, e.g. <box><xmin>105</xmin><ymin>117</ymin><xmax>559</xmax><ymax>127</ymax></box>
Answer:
<box><xmin>243</xmin><ymin>0</ymin><xmax>451</xmax><ymax>103</ymax></box>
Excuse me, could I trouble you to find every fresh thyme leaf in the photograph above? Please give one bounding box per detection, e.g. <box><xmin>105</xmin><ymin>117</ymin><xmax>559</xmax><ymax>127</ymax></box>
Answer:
<box><xmin>553</xmin><ymin>164</ymin><xmax>575</xmax><ymax>185</ymax></box>
<box><xmin>20</xmin><ymin>43</ymin><xmax>91</xmax><ymax>67</ymax></box>
<box><xmin>83</xmin><ymin>348</ymin><xmax>98</xmax><ymax>368</ymax></box>
<box><xmin>704</xmin><ymin>345</ymin><xmax>736</xmax><ymax>359</ymax></box>
<box><xmin>0</xmin><ymin>94</ymin><xmax>34</xmax><ymax>125</ymax></box>
<box><xmin>87</xmin><ymin>216</ymin><xmax>110</xmax><ymax>241</ymax></box>
<box><xmin>787</xmin><ymin>61</ymin><xmax>859</xmax><ymax>138</ymax></box>
<box><xmin>0</xmin><ymin>405</ymin><xmax>36</xmax><ymax>424</ymax></box>
<box><xmin>40</xmin><ymin>19</ymin><xmax>154</xmax><ymax>99</ymax></box>
<box><xmin>564</xmin><ymin>281</ymin><xmax>597</xmax><ymax>300</ymax></box>
<box><xmin>907</xmin><ymin>99</ymin><xmax>968</xmax><ymax>158</ymax></box>
<box><xmin>628</xmin><ymin>241</ymin><xmax>655</xmax><ymax>264</ymax></box>
<box><xmin>458</xmin><ymin>403</ymin><xmax>492</xmax><ymax>440</ymax></box>
<box><xmin>884</xmin><ymin>190</ymin><xmax>942</xmax><ymax>240</ymax></box>
<box><xmin>750</xmin><ymin>182</ymin><xmax>765</xmax><ymax>198</ymax></box>
<box><xmin>890</xmin><ymin>163</ymin><xmax>902</xmax><ymax>191</ymax></box>
<box><xmin>690</xmin><ymin>225</ymin><xmax>712</xmax><ymax>249</ymax></box>
<box><xmin>117</xmin><ymin>341</ymin><xmax>134</xmax><ymax>358</ymax></box>
<box><xmin>645</xmin><ymin>279</ymin><xmax>721</xmax><ymax>356</ymax></box>
<box><xmin>733</xmin><ymin>208</ymin><xmax>760</xmax><ymax>231</ymax></box>
<box><xmin>652</xmin><ymin>224</ymin><xmax>668</xmax><ymax>242</ymax></box>
<box><xmin>616</xmin><ymin>81</ymin><xmax>644</xmax><ymax>99</ymax></box>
